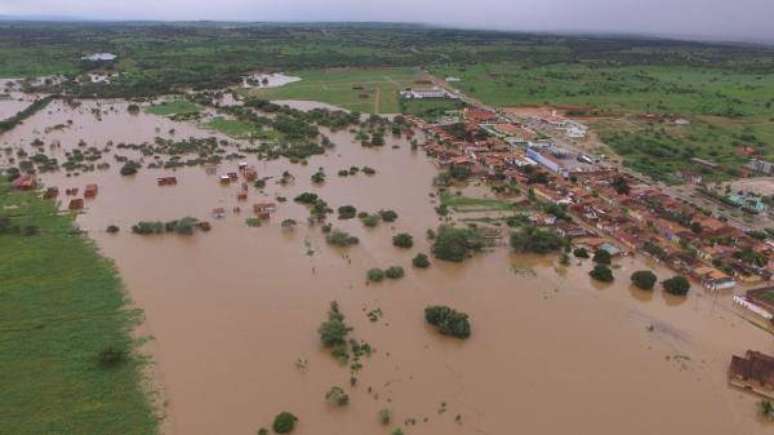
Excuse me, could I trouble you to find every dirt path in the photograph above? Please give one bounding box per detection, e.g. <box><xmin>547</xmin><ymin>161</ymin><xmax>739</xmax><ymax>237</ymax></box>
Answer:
<box><xmin>373</xmin><ymin>86</ymin><xmax>381</xmax><ymax>114</ymax></box>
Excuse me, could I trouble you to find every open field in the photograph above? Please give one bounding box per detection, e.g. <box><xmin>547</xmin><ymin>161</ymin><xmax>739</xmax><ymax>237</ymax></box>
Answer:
<box><xmin>247</xmin><ymin>67</ymin><xmax>425</xmax><ymax>113</ymax></box>
<box><xmin>0</xmin><ymin>183</ymin><xmax>157</xmax><ymax>434</ymax></box>
<box><xmin>440</xmin><ymin>191</ymin><xmax>517</xmax><ymax>212</ymax></box>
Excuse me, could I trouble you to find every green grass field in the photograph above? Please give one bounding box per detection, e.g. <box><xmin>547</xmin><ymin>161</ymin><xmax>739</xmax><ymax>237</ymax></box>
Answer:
<box><xmin>247</xmin><ymin>67</ymin><xmax>425</xmax><ymax>114</ymax></box>
<box><xmin>441</xmin><ymin>191</ymin><xmax>517</xmax><ymax>212</ymax></box>
<box><xmin>400</xmin><ymin>98</ymin><xmax>464</xmax><ymax>122</ymax></box>
<box><xmin>146</xmin><ymin>99</ymin><xmax>200</xmax><ymax>116</ymax></box>
<box><xmin>0</xmin><ymin>183</ymin><xmax>158</xmax><ymax>434</ymax></box>
<box><xmin>205</xmin><ymin>116</ymin><xmax>278</xmax><ymax>140</ymax></box>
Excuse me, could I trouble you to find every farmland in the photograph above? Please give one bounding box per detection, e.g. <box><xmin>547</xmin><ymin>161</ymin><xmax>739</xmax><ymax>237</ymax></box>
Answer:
<box><xmin>0</xmin><ymin>183</ymin><xmax>158</xmax><ymax>434</ymax></box>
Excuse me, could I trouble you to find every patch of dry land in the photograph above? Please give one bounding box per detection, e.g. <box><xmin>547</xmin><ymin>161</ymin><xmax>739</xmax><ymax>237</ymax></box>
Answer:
<box><xmin>2</xmin><ymin>96</ymin><xmax>772</xmax><ymax>435</ymax></box>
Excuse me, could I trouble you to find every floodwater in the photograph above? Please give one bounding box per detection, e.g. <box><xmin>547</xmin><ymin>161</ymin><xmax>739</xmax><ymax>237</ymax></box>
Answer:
<box><xmin>2</xmin><ymin>98</ymin><xmax>773</xmax><ymax>435</ymax></box>
<box><xmin>242</xmin><ymin>73</ymin><xmax>302</xmax><ymax>89</ymax></box>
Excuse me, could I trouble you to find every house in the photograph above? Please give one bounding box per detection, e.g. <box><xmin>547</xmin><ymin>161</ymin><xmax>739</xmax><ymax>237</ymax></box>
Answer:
<box><xmin>728</xmin><ymin>350</ymin><xmax>774</xmax><ymax>399</ymax></box>
<box><xmin>43</xmin><ymin>187</ymin><xmax>59</xmax><ymax>199</ymax></box>
<box><xmin>84</xmin><ymin>184</ymin><xmax>98</xmax><ymax>198</ymax></box>
<box><xmin>694</xmin><ymin>266</ymin><xmax>736</xmax><ymax>290</ymax></box>
<box><xmin>68</xmin><ymin>198</ymin><xmax>84</xmax><ymax>210</ymax></box>
<box><xmin>157</xmin><ymin>176</ymin><xmax>178</xmax><ymax>186</ymax></box>
<box><xmin>12</xmin><ymin>175</ymin><xmax>36</xmax><ymax>191</ymax></box>
<box><xmin>747</xmin><ymin>159</ymin><xmax>774</xmax><ymax>175</ymax></box>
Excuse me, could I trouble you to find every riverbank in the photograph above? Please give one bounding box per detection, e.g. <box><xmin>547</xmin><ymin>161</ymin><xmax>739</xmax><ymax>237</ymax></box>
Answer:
<box><xmin>0</xmin><ymin>182</ymin><xmax>158</xmax><ymax>434</ymax></box>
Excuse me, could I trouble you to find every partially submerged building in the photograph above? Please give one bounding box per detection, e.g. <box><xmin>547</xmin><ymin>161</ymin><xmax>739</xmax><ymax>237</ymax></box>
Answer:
<box><xmin>729</xmin><ymin>350</ymin><xmax>774</xmax><ymax>399</ymax></box>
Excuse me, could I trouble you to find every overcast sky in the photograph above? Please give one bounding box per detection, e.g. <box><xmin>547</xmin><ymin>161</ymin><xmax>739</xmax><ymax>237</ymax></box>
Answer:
<box><xmin>2</xmin><ymin>0</ymin><xmax>773</xmax><ymax>42</ymax></box>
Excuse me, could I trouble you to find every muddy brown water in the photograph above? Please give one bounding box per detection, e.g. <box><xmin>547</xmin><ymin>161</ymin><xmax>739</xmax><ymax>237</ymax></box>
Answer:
<box><xmin>2</xmin><ymin>98</ymin><xmax>773</xmax><ymax>435</ymax></box>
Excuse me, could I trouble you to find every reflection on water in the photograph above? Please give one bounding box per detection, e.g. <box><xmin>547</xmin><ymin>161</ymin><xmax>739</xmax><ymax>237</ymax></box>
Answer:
<box><xmin>1</xmin><ymin>99</ymin><xmax>771</xmax><ymax>435</ymax></box>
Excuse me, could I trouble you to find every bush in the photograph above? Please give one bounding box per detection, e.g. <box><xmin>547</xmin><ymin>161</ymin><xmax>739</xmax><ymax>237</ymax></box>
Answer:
<box><xmin>631</xmin><ymin>270</ymin><xmax>657</xmax><ymax>290</ymax></box>
<box><xmin>509</xmin><ymin>226</ymin><xmax>564</xmax><ymax>254</ymax></box>
<box><xmin>425</xmin><ymin>305</ymin><xmax>471</xmax><ymax>339</ymax></box>
<box><xmin>379</xmin><ymin>409</ymin><xmax>392</xmax><ymax>425</ymax></box>
<box><xmin>367</xmin><ymin>268</ymin><xmax>385</xmax><ymax>282</ymax></box>
<box><xmin>573</xmin><ymin>247</ymin><xmax>589</xmax><ymax>258</ymax></box>
<box><xmin>337</xmin><ymin>205</ymin><xmax>357</xmax><ymax>220</ymax></box>
<box><xmin>379</xmin><ymin>209</ymin><xmax>398</xmax><ymax>222</ymax></box>
<box><xmin>326</xmin><ymin>230</ymin><xmax>359</xmax><ymax>247</ymax></box>
<box><xmin>431</xmin><ymin>225</ymin><xmax>484</xmax><ymax>262</ymax></box>
<box><xmin>119</xmin><ymin>161</ymin><xmax>140</xmax><ymax>176</ymax></box>
<box><xmin>325</xmin><ymin>386</ymin><xmax>349</xmax><ymax>407</ymax></box>
<box><xmin>592</xmin><ymin>249</ymin><xmax>612</xmax><ymax>265</ymax></box>
<box><xmin>384</xmin><ymin>266</ymin><xmax>405</xmax><ymax>280</ymax></box>
<box><xmin>662</xmin><ymin>275</ymin><xmax>690</xmax><ymax>296</ymax></box>
<box><xmin>589</xmin><ymin>264</ymin><xmax>614</xmax><ymax>282</ymax></box>
<box><xmin>361</xmin><ymin>214</ymin><xmax>380</xmax><ymax>227</ymax></box>
<box><xmin>131</xmin><ymin>221</ymin><xmax>164</xmax><ymax>234</ymax></box>
<box><xmin>97</xmin><ymin>346</ymin><xmax>127</xmax><ymax>369</ymax></box>
<box><xmin>412</xmin><ymin>253</ymin><xmax>430</xmax><ymax>268</ymax></box>
<box><xmin>392</xmin><ymin>233</ymin><xmax>413</xmax><ymax>248</ymax></box>
<box><xmin>362</xmin><ymin>166</ymin><xmax>376</xmax><ymax>175</ymax></box>
<box><xmin>272</xmin><ymin>411</ymin><xmax>297</xmax><ymax>433</ymax></box>
<box><xmin>106</xmin><ymin>224</ymin><xmax>120</xmax><ymax>234</ymax></box>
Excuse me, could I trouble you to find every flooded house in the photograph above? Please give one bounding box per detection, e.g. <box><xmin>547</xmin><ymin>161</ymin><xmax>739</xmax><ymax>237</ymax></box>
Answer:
<box><xmin>68</xmin><ymin>198</ymin><xmax>84</xmax><ymax>211</ymax></box>
<box><xmin>729</xmin><ymin>350</ymin><xmax>774</xmax><ymax>399</ymax></box>
<box><xmin>84</xmin><ymin>184</ymin><xmax>98</xmax><ymax>198</ymax></box>
<box><xmin>43</xmin><ymin>187</ymin><xmax>59</xmax><ymax>199</ymax></box>
<box><xmin>12</xmin><ymin>175</ymin><xmax>36</xmax><ymax>191</ymax></box>
<box><xmin>157</xmin><ymin>176</ymin><xmax>178</xmax><ymax>186</ymax></box>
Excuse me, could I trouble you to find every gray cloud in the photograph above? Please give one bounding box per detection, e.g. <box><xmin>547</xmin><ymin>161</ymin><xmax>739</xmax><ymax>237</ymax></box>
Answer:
<box><xmin>1</xmin><ymin>0</ymin><xmax>773</xmax><ymax>42</ymax></box>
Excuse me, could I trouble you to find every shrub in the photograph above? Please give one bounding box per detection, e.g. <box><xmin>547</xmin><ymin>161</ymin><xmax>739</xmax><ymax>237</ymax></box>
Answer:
<box><xmin>22</xmin><ymin>225</ymin><xmax>39</xmax><ymax>236</ymax></box>
<box><xmin>662</xmin><ymin>275</ymin><xmax>690</xmax><ymax>296</ymax></box>
<box><xmin>631</xmin><ymin>270</ymin><xmax>657</xmax><ymax>290</ymax></box>
<box><xmin>589</xmin><ymin>264</ymin><xmax>614</xmax><ymax>282</ymax></box>
<box><xmin>367</xmin><ymin>268</ymin><xmax>385</xmax><ymax>282</ymax></box>
<box><xmin>362</xmin><ymin>166</ymin><xmax>376</xmax><ymax>175</ymax></box>
<box><xmin>311</xmin><ymin>170</ymin><xmax>326</xmax><ymax>184</ymax></box>
<box><xmin>509</xmin><ymin>226</ymin><xmax>564</xmax><ymax>254</ymax></box>
<box><xmin>432</xmin><ymin>225</ymin><xmax>484</xmax><ymax>262</ymax></box>
<box><xmin>131</xmin><ymin>221</ymin><xmax>164</xmax><ymax>234</ymax></box>
<box><xmin>119</xmin><ymin>161</ymin><xmax>140</xmax><ymax>176</ymax></box>
<box><xmin>379</xmin><ymin>408</ymin><xmax>392</xmax><ymax>425</ymax></box>
<box><xmin>258</xmin><ymin>428</ymin><xmax>268</xmax><ymax>435</ymax></box>
<box><xmin>272</xmin><ymin>412</ymin><xmax>297</xmax><ymax>433</ymax></box>
<box><xmin>378</xmin><ymin>209</ymin><xmax>398</xmax><ymax>222</ymax></box>
<box><xmin>294</xmin><ymin>192</ymin><xmax>318</xmax><ymax>204</ymax></box>
<box><xmin>338</xmin><ymin>205</ymin><xmax>357</xmax><ymax>220</ymax></box>
<box><xmin>325</xmin><ymin>386</ymin><xmax>349</xmax><ymax>407</ymax></box>
<box><xmin>326</xmin><ymin>230</ymin><xmax>359</xmax><ymax>247</ymax></box>
<box><xmin>573</xmin><ymin>247</ymin><xmax>589</xmax><ymax>258</ymax></box>
<box><xmin>425</xmin><ymin>305</ymin><xmax>471</xmax><ymax>339</ymax></box>
<box><xmin>106</xmin><ymin>224</ymin><xmax>120</xmax><ymax>234</ymax></box>
<box><xmin>361</xmin><ymin>214</ymin><xmax>380</xmax><ymax>227</ymax></box>
<box><xmin>391</xmin><ymin>429</ymin><xmax>404</xmax><ymax>435</ymax></box>
<box><xmin>412</xmin><ymin>253</ymin><xmax>430</xmax><ymax>268</ymax></box>
<box><xmin>392</xmin><ymin>233</ymin><xmax>413</xmax><ymax>248</ymax></box>
<box><xmin>97</xmin><ymin>345</ymin><xmax>127</xmax><ymax>369</ymax></box>
<box><xmin>592</xmin><ymin>249</ymin><xmax>612</xmax><ymax>265</ymax></box>
<box><xmin>384</xmin><ymin>266</ymin><xmax>405</xmax><ymax>280</ymax></box>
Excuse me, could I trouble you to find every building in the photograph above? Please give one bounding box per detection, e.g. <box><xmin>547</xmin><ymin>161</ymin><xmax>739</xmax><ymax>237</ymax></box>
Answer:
<box><xmin>527</xmin><ymin>148</ymin><xmax>565</xmax><ymax>175</ymax></box>
<box><xmin>747</xmin><ymin>159</ymin><xmax>774</xmax><ymax>175</ymax></box>
<box><xmin>400</xmin><ymin>87</ymin><xmax>453</xmax><ymax>99</ymax></box>
<box><xmin>729</xmin><ymin>350</ymin><xmax>774</xmax><ymax>399</ymax></box>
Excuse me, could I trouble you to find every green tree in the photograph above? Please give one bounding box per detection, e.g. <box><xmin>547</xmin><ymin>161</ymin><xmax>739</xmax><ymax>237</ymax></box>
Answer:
<box><xmin>392</xmin><ymin>233</ymin><xmax>413</xmax><ymax>248</ymax></box>
<box><xmin>630</xmin><ymin>270</ymin><xmax>657</xmax><ymax>290</ymax></box>
<box><xmin>573</xmin><ymin>247</ymin><xmax>589</xmax><ymax>258</ymax></box>
<box><xmin>424</xmin><ymin>305</ymin><xmax>471</xmax><ymax>339</ymax></box>
<box><xmin>662</xmin><ymin>275</ymin><xmax>690</xmax><ymax>296</ymax></box>
<box><xmin>432</xmin><ymin>225</ymin><xmax>484</xmax><ymax>262</ymax></box>
<box><xmin>592</xmin><ymin>249</ymin><xmax>612</xmax><ymax>265</ymax></box>
<box><xmin>509</xmin><ymin>226</ymin><xmax>564</xmax><ymax>254</ymax></box>
<box><xmin>412</xmin><ymin>253</ymin><xmax>431</xmax><ymax>268</ymax></box>
<box><xmin>589</xmin><ymin>264</ymin><xmax>614</xmax><ymax>282</ymax></box>
<box><xmin>272</xmin><ymin>412</ymin><xmax>297</xmax><ymax>433</ymax></box>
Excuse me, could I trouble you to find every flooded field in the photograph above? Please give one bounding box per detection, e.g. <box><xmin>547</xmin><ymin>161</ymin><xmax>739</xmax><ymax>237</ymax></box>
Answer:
<box><xmin>2</xmin><ymin>97</ymin><xmax>773</xmax><ymax>435</ymax></box>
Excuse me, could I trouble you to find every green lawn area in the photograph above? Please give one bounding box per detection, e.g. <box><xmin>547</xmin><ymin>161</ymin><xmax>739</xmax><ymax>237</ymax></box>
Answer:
<box><xmin>0</xmin><ymin>183</ymin><xmax>158</xmax><ymax>434</ymax></box>
<box><xmin>205</xmin><ymin>116</ymin><xmax>278</xmax><ymax>140</ymax></box>
<box><xmin>247</xmin><ymin>67</ymin><xmax>425</xmax><ymax>114</ymax></box>
<box><xmin>441</xmin><ymin>191</ymin><xmax>517</xmax><ymax>212</ymax></box>
<box><xmin>145</xmin><ymin>99</ymin><xmax>200</xmax><ymax>116</ymax></box>
<box><xmin>399</xmin><ymin>98</ymin><xmax>465</xmax><ymax>122</ymax></box>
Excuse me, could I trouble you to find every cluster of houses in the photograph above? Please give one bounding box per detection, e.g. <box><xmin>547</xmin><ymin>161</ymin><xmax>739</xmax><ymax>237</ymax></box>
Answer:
<box><xmin>414</xmin><ymin>105</ymin><xmax>773</xmax><ymax>292</ymax></box>
<box><xmin>729</xmin><ymin>349</ymin><xmax>774</xmax><ymax>399</ymax></box>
